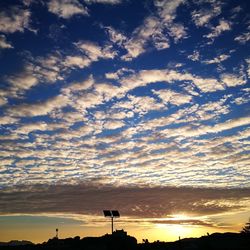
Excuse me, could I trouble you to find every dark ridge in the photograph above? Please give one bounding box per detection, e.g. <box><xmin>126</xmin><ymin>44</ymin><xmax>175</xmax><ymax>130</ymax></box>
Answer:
<box><xmin>0</xmin><ymin>231</ymin><xmax>250</xmax><ymax>250</ymax></box>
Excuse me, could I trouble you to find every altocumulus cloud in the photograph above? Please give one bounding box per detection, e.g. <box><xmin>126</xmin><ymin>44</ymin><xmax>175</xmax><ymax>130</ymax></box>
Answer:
<box><xmin>0</xmin><ymin>6</ymin><xmax>31</xmax><ymax>33</ymax></box>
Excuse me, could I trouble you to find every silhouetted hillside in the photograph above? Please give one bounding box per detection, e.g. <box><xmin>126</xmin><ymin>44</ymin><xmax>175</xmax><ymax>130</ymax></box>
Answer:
<box><xmin>0</xmin><ymin>232</ymin><xmax>249</xmax><ymax>250</ymax></box>
<box><xmin>0</xmin><ymin>241</ymin><xmax>33</xmax><ymax>247</ymax></box>
<box><xmin>138</xmin><ymin>232</ymin><xmax>250</xmax><ymax>250</ymax></box>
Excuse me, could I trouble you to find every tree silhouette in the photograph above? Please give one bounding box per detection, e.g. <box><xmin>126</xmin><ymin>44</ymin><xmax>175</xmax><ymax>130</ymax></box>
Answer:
<box><xmin>241</xmin><ymin>218</ymin><xmax>250</xmax><ymax>235</ymax></box>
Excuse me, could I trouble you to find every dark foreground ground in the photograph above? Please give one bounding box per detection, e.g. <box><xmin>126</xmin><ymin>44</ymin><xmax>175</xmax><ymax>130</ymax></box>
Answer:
<box><xmin>0</xmin><ymin>231</ymin><xmax>249</xmax><ymax>250</ymax></box>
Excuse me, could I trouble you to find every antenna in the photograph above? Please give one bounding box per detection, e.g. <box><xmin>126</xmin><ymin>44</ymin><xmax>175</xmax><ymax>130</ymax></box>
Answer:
<box><xmin>103</xmin><ymin>210</ymin><xmax>120</xmax><ymax>234</ymax></box>
<box><xmin>56</xmin><ymin>228</ymin><xmax>58</xmax><ymax>239</ymax></box>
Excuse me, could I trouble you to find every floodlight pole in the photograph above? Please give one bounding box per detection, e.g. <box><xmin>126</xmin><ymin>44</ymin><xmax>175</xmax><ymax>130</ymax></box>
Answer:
<box><xmin>103</xmin><ymin>210</ymin><xmax>119</xmax><ymax>235</ymax></box>
<box><xmin>111</xmin><ymin>216</ymin><xmax>114</xmax><ymax>234</ymax></box>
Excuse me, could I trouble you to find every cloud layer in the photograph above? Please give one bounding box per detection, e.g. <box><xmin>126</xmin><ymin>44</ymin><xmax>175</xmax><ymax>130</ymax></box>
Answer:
<box><xmin>1</xmin><ymin>185</ymin><xmax>249</xmax><ymax>220</ymax></box>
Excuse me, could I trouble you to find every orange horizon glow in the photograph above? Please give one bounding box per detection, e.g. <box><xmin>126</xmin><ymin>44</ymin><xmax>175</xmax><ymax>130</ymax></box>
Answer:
<box><xmin>0</xmin><ymin>213</ymin><xmax>244</xmax><ymax>244</ymax></box>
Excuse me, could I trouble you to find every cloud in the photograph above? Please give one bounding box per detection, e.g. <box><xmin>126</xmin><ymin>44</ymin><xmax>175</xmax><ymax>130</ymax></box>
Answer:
<box><xmin>0</xmin><ymin>185</ymin><xmax>249</xmax><ymax>219</ymax></box>
<box><xmin>105</xmin><ymin>72</ymin><xmax>119</xmax><ymax>80</ymax></box>
<box><xmin>191</xmin><ymin>2</ymin><xmax>221</xmax><ymax>27</ymax></box>
<box><xmin>246</xmin><ymin>58</ymin><xmax>250</xmax><ymax>78</ymax></box>
<box><xmin>110</xmin><ymin>111</ymin><xmax>134</xmax><ymax>120</ymax></box>
<box><xmin>187</xmin><ymin>50</ymin><xmax>200</xmax><ymax>61</ymax></box>
<box><xmin>162</xmin><ymin>116</ymin><xmax>250</xmax><ymax>139</ymax></box>
<box><xmin>121</xmin><ymin>16</ymin><xmax>169</xmax><ymax>61</ymax></box>
<box><xmin>105</xmin><ymin>68</ymin><xmax>134</xmax><ymax>80</ymax></box>
<box><xmin>154</xmin><ymin>0</ymin><xmax>187</xmax><ymax>41</ymax></box>
<box><xmin>94</xmin><ymin>82</ymin><xmax>122</xmax><ymax>101</ymax></box>
<box><xmin>22</xmin><ymin>0</ymin><xmax>35</xmax><ymax>6</ymax></box>
<box><xmin>120</xmin><ymin>69</ymin><xmax>175</xmax><ymax>89</ymax></box>
<box><xmin>0</xmin><ymin>0</ymin><xmax>249</xmax><ymax>211</ymax></box>
<box><xmin>3</xmin><ymin>43</ymin><xmax>114</xmax><ymax>101</ymax></box>
<box><xmin>204</xmin><ymin>19</ymin><xmax>231</xmax><ymax>42</ymax></box>
<box><xmin>48</xmin><ymin>76</ymin><xmax>120</xmax><ymax>118</ymax></box>
<box><xmin>154</xmin><ymin>0</ymin><xmax>185</xmax><ymax>23</ymax></box>
<box><xmin>193</xmin><ymin>77</ymin><xmax>225</xmax><ymax>92</ymax></box>
<box><xmin>195</xmin><ymin>99</ymin><xmax>230</xmax><ymax>120</ymax></box>
<box><xmin>15</xmin><ymin>122</ymin><xmax>63</xmax><ymax>135</ymax></box>
<box><xmin>64</xmin><ymin>55</ymin><xmax>91</xmax><ymax>68</ymax></box>
<box><xmin>233</xmin><ymin>96</ymin><xmax>250</xmax><ymax>106</ymax></box>
<box><xmin>62</xmin><ymin>75</ymin><xmax>94</xmax><ymax>95</ymax></box>
<box><xmin>75</xmin><ymin>40</ymin><xmax>117</xmax><ymax>61</ymax></box>
<box><xmin>234</xmin><ymin>32</ymin><xmax>250</xmax><ymax>44</ymax></box>
<box><xmin>7</xmin><ymin>94</ymin><xmax>69</xmax><ymax>117</ymax></box>
<box><xmin>140</xmin><ymin>97</ymin><xmax>230</xmax><ymax>132</ymax></box>
<box><xmin>220</xmin><ymin>73</ymin><xmax>246</xmax><ymax>87</ymax></box>
<box><xmin>105</xmin><ymin>26</ymin><xmax>127</xmax><ymax>46</ymax></box>
<box><xmin>4</xmin><ymin>53</ymin><xmax>65</xmax><ymax>99</ymax></box>
<box><xmin>6</xmin><ymin>66</ymin><xmax>39</xmax><ymax>97</ymax></box>
<box><xmin>0</xmin><ymin>35</ymin><xmax>13</xmax><ymax>49</ymax></box>
<box><xmin>0</xmin><ymin>53</ymin><xmax>65</xmax><ymax>105</ymax></box>
<box><xmin>0</xmin><ymin>103</ymin><xmax>249</xmax><ymax>188</ymax></box>
<box><xmin>35</xmin><ymin>54</ymin><xmax>65</xmax><ymax>82</ymax></box>
<box><xmin>84</xmin><ymin>0</ymin><xmax>122</xmax><ymax>4</ymax></box>
<box><xmin>231</xmin><ymin>5</ymin><xmax>242</xmax><ymax>15</ymax></box>
<box><xmin>0</xmin><ymin>97</ymin><xmax>7</xmax><ymax>106</ymax></box>
<box><xmin>104</xmin><ymin>120</ymin><xmax>125</xmax><ymax>130</ymax></box>
<box><xmin>167</xmin><ymin>23</ymin><xmax>187</xmax><ymax>42</ymax></box>
<box><xmin>203</xmin><ymin>54</ymin><xmax>230</xmax><ymax>64</ymax></box>
<box><xmin>109</xmin><ymin>0</ymin><xmax>186</xmax><ymax>60</ymax></box>
<box><xmin>48</xmin><ymin>0</ymin><xmax>89</xmax><ymax>19</ymax></box>
<box><xmin>0</xmin><ymin>6</ymin><xmax>31</xmax><ymax>33</ymax></box>
<box><xmin>209</xmin><ymin>116</ymin><xmax>250</xmax><ymax>134</ymax></box>
<box><xmin>146</xmin><ymin>219</ymin><xmax>214</xmax><ymax>227</ymax></box>
<box><xmin>113</xmin><ymin>94</ymin><xmax>165</xmax><ymax>116</ymax></box>
<box><xmin>0</xmin><ymin>116</ymin><xmax>19</xmax><ymax>125</ymax></box>
<box><xmin>152</xmin><ymin>89</ymin><xmax>192</xmax><ymax>106</ymax></box>
<box><xmin>120</xmin><ymin>69</ymin><xmax>225</xmax><ymax>93</ymax></box>
<box><xmin>36</xmin><ymin>43</ymin><xmax>115</xmax><ymax>78</ymax></box>
<box><xmin>94</xmin><ymin>110</ymin><xmax>133</xmax><ymax>121</ymax></box>
<box><xmin>129</xmin><ymin>95</ymin><xmax>165</xmax><ymax>115</ymax></box>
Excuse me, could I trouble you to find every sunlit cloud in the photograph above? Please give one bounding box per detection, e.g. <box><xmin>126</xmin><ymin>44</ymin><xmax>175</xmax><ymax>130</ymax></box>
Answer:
<box><xmin>7</xmin><ymin>94</ymin><xmax>69</xmax><ymax>117</ymax></box>
<box><xmin>203</xmin><ymin>54</ymin><xmax>230</xmax><ymax>64</ymax></box>
<box><xmin>204</xmin><ymin>19</ymin><xmax>232</xmax><ymax>43</ymax></box>
<box><xmin>121</xmin><ymin>16</ymin><xmax>169</xmax><ymax>61</ymax></box>
<box><xmin>84</xmin><ymin>0</ymin><xmax>122</xmax><ymax>5</ymax></box>
<box><xmin>64</xmin><ymin>55</ymin><xmax>91</xmax><ymax>68</ymax></box>
<box><xmin>120</xmin><ymin>69</ymin><xmax>225</xmax><ymax>93</ymax></box>
<box><xmin>111</xmin><ymin>0</ymin><xmax>187</xmax><ymax>60</ymax></box>
<box><xmin>76</xmin><ymin>40</ymin><xmax>117</xmax><ymax>61</ymax></box>
<box><xmin>152</xmin><ymin>89</ymin><xmax>192</xmax><ymax>106</ymax></box>
<box><xmin>234</xmin><ymin>32</ymin><xmax>250</xmax><ymax>44</ymax></box>
<box><xmin>187</xmin><ymin>50</ymin><xmax>200</xmax><ymax>61</ymax></box>
<box><xmin>0</xmin><ymin>6</ymin><xmax>31</xmax><ymax>33</ymax></box>
<box><xmin>48</xmin><ymin>0</ymin><xmax>89</xmax><ymax>19</ymax></box>
<box><xmin>191</xmin><ymin>0</ymin><xmax>222</xmax><ymax>27</ymax></box>
<box><xmin>0</xmin><ymin>35</ymin><xmax>13</xmax><ymax>49</ymax></box>
<box><xmin>220</xmin><ymin>73</ymin><xmax>246</xmax><ymax>87</ymax></box>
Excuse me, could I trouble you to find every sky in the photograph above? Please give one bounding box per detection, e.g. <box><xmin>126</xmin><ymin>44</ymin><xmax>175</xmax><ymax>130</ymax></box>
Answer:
<box><xmin>0</xmin><ymin>0</ymin><xmax>250</xmax><ymax>244</ymax></box>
